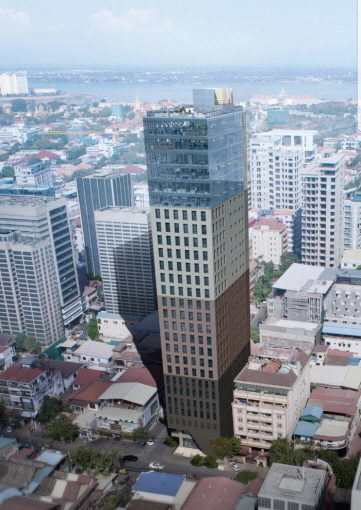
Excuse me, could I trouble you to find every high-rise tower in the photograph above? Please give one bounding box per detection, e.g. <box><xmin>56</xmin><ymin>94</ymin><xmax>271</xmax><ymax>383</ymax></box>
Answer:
<box><xmin>144</xmin><ymin>89</ymin><xmax>250</xmax><ymax>451</ymax></box>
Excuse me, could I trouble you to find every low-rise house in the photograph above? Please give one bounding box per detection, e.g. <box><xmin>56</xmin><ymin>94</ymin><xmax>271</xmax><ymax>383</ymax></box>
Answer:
<box><xmin>112</xmin><ymin>343</ymin><xmax>143</xmax><ymax>369</ymax></box>
<box><xmin>130</xmin><ymin>472</ymin><xmax>193</xmax><ymax>510</ymax></box>
<box><xmin>68</xmin><ymin>380</ymin><xmax>113</xmax><ymax>413</ymax></box>
<box><xmin>34</xmin><ymin>359</ymin><xmax>81</xmax><ymax>390</ymax></box>
<box><xmin>71</xmin><ymin>367</ymin><xmax>103</xmax><ymax>392</ymax></box>
<box><xmin>97</xmin><ymin>311</ymin><xmax>133</xmax><ymax>342</ymax></box>
<box><xmin>232</xmin><ymin>350</ymin><xmax>310</xmax><ymax>450</ymax></box>
<box><xmin>258</xmin><ymin>463</ymin><xmax>327</xmax><ymax>510</ymax></box>
<box><xmin>181</xmin><ymin>476</ymin><xmax>249</xmax><ymax>510</ymax></box>
<box><xmin>62</xmin><ymin>340</ymin><xmax>115</xmax><ymax>371</ymax></box>
<box><xmin>96</xmin><ymin>381</ymin><xmax>160</xmax><ymax>434</ymax></box>
<box><xmin>294</xmin><ymin>388</ymin><xmax>361</xmax><ymax>450</ymax></box>
<box><xmin>310</xmin><ymin>364</ymin><xmax>361</xmax><ymax>391</ymax></box>
<box><xmin>0</xmin><ymin>346</ymin><xmax>15</xmax><ymax>371</ymax></box>
<box><xmin>0</xmin><ymin>438</ymin><xmax>18</xmax><ymax>459</ymax></box>
<box><xmin>0</xmin><ymin>365</ymin><xmax>64</xmax><ymax>417</ymax></box>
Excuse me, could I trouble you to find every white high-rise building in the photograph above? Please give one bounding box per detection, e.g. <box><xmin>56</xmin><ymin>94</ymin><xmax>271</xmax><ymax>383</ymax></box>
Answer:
<box><xmin>0</xmin><ymin>71</ymin><xmax>29</xmax><ymax>96</ymax></box>
<box><xmin>344</xmin><ymin>192</ymin><xmax>361</xmax><ymax>250</ymax></box>
<box><xmin>95</xmin><ymin>206</ymin><xmax>157</xmax><ymax>318</ymax></box>
<box><xmin>301</xmin><ymin>154</ymin><xmax>344</xmax><ymax>267</ymax></box>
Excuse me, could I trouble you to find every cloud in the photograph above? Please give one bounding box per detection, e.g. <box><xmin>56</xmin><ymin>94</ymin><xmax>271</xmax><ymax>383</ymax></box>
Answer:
<box><xmin>0</xmin><ymin>8</ymin><xmax>31</xmax><ymax>27</ymax></box>
<box><xmin>90</xmin><ymin>8</ymin><xmax>177</xmax><ymax>33</ymax></box>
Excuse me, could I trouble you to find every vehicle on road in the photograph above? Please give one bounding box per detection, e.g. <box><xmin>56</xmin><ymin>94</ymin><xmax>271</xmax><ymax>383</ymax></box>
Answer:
<box><xmin>122</xmin><ymin>455</ymin><xmax>138</xmax><ymax>463</ymax></box>
<box><xmin>146</xmin><ymin>439</ymin><xmax>154</xmax><ymax>446</ymax></box>
<box><xmin>5</xmin><ymin>425</ymin><xmax>14</xmax><ymax>433</ymax></box>
<box><xmin>137</xmin><ymin>441</ymin><xmax>146</xmax><ymax>446</ymax></box>
<box><xmin>230</xmin><ymin>462</ymin><xmax>241</xmax><ymax>472</ymax></box>
<box><xmin>149</xmin><ymin>462</ymin><xmax>165</xmax><ymax>470</ymax></box>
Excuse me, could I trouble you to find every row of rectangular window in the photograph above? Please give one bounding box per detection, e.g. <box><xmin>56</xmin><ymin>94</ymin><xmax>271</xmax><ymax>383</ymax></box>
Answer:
<box><xmin>164</xmin><ymin>332</ymin><xmax>213</xmax><ymax>345</ymax></box>
<box><xmin>163</xmin><ymin>309</ymin><xmax>211</xmax><ymax>321</ymax></box>
<box><xmin>167</xmin><ymin>365</ymin><xmax>213</xmax><ymax>379</ymax></box>
<box><xmin>155</xmin><ymin>209</ymin><xmax>206</xmax><ymax>221</ymax></box>
<box><xmin>163</xmin><ymin>321</ymin><xmax>212</xmax><ymax>334</ymax></box>
<box><xmin>158</xmin><ymin>248</ymin><xmax>208</xmax><ymax>261</ymax></box>
<box><xmin>157</xmin><ymin>235</ymin><xmax>207</xmax><ymax>248</ymax></box>
<box><xmin>156</xmin><ymin>222</ymin><xmax>207</xmax><ymax>235</ymax></box>
<box><xmin>166</xmin><ymin>343</ymin><xmax>212</xmax><ymax>356</ymax></box>
<box><xmin>161</xmin><ymin>285</ymin><xmax>209</xmax><ymax>298</ymax></box>
<box><xmin>161</xmin><ymin>297</ymin><xmax>210</xmax><ymax>310</ymax></box>
<box><xmin>160</xmin><ymin>274</ymin><xmax>209</xmax><ymax>286</ymax></box>
<box><xmin>166</xmin><ymin>354</ymin><xmax>213</xmax><ymax>367</ymax></box>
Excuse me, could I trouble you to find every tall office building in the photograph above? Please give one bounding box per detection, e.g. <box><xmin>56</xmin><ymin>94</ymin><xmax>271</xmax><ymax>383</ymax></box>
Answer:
<box><xmin>249</xmin><ymin>130</ymin><xmax>316</xmax><ymax>252</ymax></box>
<box><xmin>0</xmin><ymin>231</ymin><xmax>63</xmax><ymax>346</ymax></box>
<box><xmin>0</xmin><ymin>196</ymin><xmax>82</xmax><ymax>327</ymax></box>
<box><xmin>76</xmin><ymin>170</ymin><xmax>133</xmax><ymax>277</ymax></box>
<box><xmin>95</xmin><ymin>207</ymin><xmax>157</xmax><ymax>318</ymax></box>
<box><xmin>301</xmin><ymin>154</ymin><xmax>344</xmax><ymax>267</ymax></box>
<box><xmin>0</xmin><ymin>71</ymin><xmax>29</xmax><ymax>96</ymax></box>
<box><xmin>344</xmin><ymin>192</ymin><xmax>361</xmax><ymax>250</ymax></box>
<box><xmin>143</xmin><ymin>89</ymin><xmax>250</xmax><ymax>451</ymax></box>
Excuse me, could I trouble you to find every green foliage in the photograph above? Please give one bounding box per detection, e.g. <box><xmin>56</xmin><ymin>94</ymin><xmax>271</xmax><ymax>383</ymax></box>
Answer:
<box><xmin>37</xmin><ymin>396</ymin><xmax>67</xmax><ymax>424</ymax></box>
<box><xmin>15</xmin><ymin>333</ymin><xmax>41</xmax><ymax>354</ymax></box>
<box><xmin>43</xmin><ymin>414</ymin><xmax>79</xmax><ymax>442</ymax></box>
<box><xmin>11</xmin><ymin>99</ymin><xmax>27</xmax><ymax>112</ymax></box>
<box><xmin>101</xmin><ymin>487</ymin><xmax>132</xmax><ymax>510</ymax></box>
<box><xmin>235</xmin><ymin>470</ymin><xmax>258</xmax><ymax>484</ymax></box>
<box><xmin>66</xmin><ymin>145</ymin><xmax>86</xmax><ymax>162</ymax></box>
<box><xmin>131</xmin><ymin>427</ymin><xmax>150</xmax><ymax>442</ymax></box>
<box><xmin>87</xmin><ymin>317</ymin><xmax>99</xmax><ymax>340</ymax></box>
<box><xmin>253</xmin><ymin>275</ymin><xmax>273</xmax><ymax>303</ymax></box>
<box><xmin>250</xmin><ymin>327</ymin><xmax>260</xmax><ymax>343</ymax></box>
<box><xmin>279</xmin><ymin>252</ymin><xmax>300</xmax><ymax>273</ymax></box>
<box><xmin>191</xmin><ymin>454</ymin><xmax>204</xmax><ymax>466</ymax></box>
<box><xmin>21</xmin><ymin>134</ymin><xmax>68</xmax><ymax>151</ymax></box>
<box><xmin>72</xmin><ymin>445</ymin><xmax>119</xmax><ymax>475</ymax></box>
<box><xmin>1</xmin><ymin>166</ymin><xmax>14</xmax><ymax>178</ymax></box>
<box><xmin>203</xmin><ymin>454</ymin><xmax>218</xmax><ymax>468</ymax></box>
<box><xmin>118</xmin><ymin>151</ymin><xmax>145</xmax><ymax>164</ymax></box>
<box><xmin>268</xmin><ymin>439</ymin><xmax>359</xmax><ymax>488</ymax></box>
<box><xmin>165</xmin><ymin>435</ymin><xmax>179</xmax><ymax>448</ymax></box>
<box><xmin>210</xmin><ymin>436</ymin><xmax>241</xmax><ymax>459</ymax></box>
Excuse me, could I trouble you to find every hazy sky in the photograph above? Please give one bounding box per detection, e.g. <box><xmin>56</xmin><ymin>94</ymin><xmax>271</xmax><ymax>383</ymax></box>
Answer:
<box><xmin>0</xmin><ymin>0</ymin><xmax>357</xmax><ymax>69</ymax></box>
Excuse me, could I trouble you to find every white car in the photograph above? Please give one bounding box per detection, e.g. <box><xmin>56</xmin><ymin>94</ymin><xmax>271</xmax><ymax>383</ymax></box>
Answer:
<box><xmin>230</xmin><ymin>462</ymin><xmax>241</xmax><ymax>472</ymax></box>
<box><xmin>146</xmin><ymin>439</ymin><xmax>154</xmax><ymax>446</ymax></box>
<box><xmin>149</xmin><ymin>462</ymin><xmax>165</xmax><ymax>470</ymax></box>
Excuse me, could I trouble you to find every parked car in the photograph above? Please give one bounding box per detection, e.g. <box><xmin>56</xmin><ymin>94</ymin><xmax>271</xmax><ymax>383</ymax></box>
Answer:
<box><xmin>146</xmin><ymin>439</ymin><xmax>154</xmax><ymax>446</ymax></box>
<box><xmin>149</xmin><ymin>462</ymin><xmax>165</xmax><ymax>470</ymax></box>
<box><xmin>230</xmin><ymin>462</ymin><xmax>241</xmax><ymax>472</ymax></box>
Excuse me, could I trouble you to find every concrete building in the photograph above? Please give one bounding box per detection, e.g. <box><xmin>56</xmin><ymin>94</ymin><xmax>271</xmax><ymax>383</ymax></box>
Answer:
<box><xmin>232</xmin><ymin>350</ymin><xmax>310</xmax><ymax>450</ymax></box>
<box><xmin>95</xmin><ymin>207</ymin><xmax>157</xmax><ymax>318</ymax></box>
<box><xmin>97</xmin><ymin>311</ymin><xmax>133</xmax><ymax>342</ymax></box>
<box><xmin>258</xmin><ymin>463</ymin><xmax>327</xmax><ymax>510</ymax></box>
<box><xmin>351</xmin><ymin>457</ymin><xmax>361</xmax><ymax>510</ymax></box>
<box><xmin>0</xmin><ymin>365</ymin><xmax>64</xmax><ymax>417</ymax></box>
<box><xmin>0</xmin><ymin>195</ymin><xmax>82</xmax><ymax>327</ymax></box>
<box><xmin>0</xmin><ymin>232</ymin><xmax>64</xmax><ymax>346</ymax></box>
<box><xmin>301</xmin><ymin>154</ymin><xmax>344</xmax><ymax>267</ymax></box>
<box><xmin>14</xmin><ymin>159</ymin><xmax>53</xmax><ymax>189</ymax></box>
<box><xmin>344</xmin><ymin>192</ymin><xmax>361</xmax><ymax>251</ymax></box>
<box><xmin>249</xmin><ymin>218</ymin><xmax>288</xmax><ymax>266</ymax></box>
<box><xmin>341</xmin><ymin>249</ymin><xmax>361</xmax><ymax>269</ymax></box>
<box><xmin>144</xmin><ymin>88</ymin><xmax>250</xmax><ymax>451</ymax></box>
<box><xmin>0</xmin><ymin>72</ymin><xmax>28</xmax><ymax>96</ymax></box>
<box><xmin>0</xmin><ymin>346</ymin><xmax>15</xmax><ymax>371</ymax></box>
<box><xmin>76</xmin><ymin>170</ymin><xmax>133</xmax><ymax>276</ymax></box>
<box><xmin>130</xmin><ymin>472</ymin><xmax>193</xmax><ymax>510</ymax></box>
<box><xmin>61</xmin><ymin>340</ymin><xmax>114</xmax><ymax>371</ymax></box>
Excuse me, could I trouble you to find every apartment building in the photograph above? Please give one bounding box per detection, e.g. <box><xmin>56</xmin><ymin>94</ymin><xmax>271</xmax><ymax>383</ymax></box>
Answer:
<box><xmin>95</xmin><ymin>207</ymin><xmax>156</xmax><ymax>318</ymax></box>
<box><xmin>232</xmin><ymin>349</ymin><xmax>310</xmax><ymax>450</ymax></box>
<box><xmin>344</xmin><ymin>192</ymin><xmax>361</xmax><ymax>250</ymax></box>
<box><xmin>249</xmin><ymin>218</ymin><xmax>288</xmax><ymax>266</ymax></box>
<box><xmin>0</xmin><ymin>365</ymin><xmax>64</xmax><ymax>417</ymax></box>
<box><xmin>301</xmin><ymin>154</ymin><xmax>344</xmax><ymax>267</ymax></box>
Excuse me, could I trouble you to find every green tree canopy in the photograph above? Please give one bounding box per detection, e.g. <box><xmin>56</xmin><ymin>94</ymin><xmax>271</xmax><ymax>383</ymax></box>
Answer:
<box><xmin>11</xmin><ymin>99</ymin><xmax>27</xmax><ymax>113</ymax></box>
<box><xmin>210</xmin><ymin>436</ymin><xmax>241</xmax><ymax>459</ymax></box>
<box><xmin>279</xmin><ymin>252</ymin><xmax>300</xmax><ymax>273</ymax></box>
<box><xmin>15</xmin><ymin>333</ymin><xmax>41</xmax><ymax>354</ymax></box>
<box><xmin>132</xmin><ymin>427</ymin><xmax>150</xmax><ymax>442</ymax></box>
<box><xmin>43</xmin><ymin>414</ymin><xmax>79</xmax><ymax>442</ymax></box>
<box><xmin>87</xmin><ymin>317</ymin><xmax>99</xmax><ymax>340</ymax></box>
<box><xmin>1</xmin><ymin>166</ymin><xmax>14</xmax><ymax>178</ymax></box>
<box><xmin>72</xmin><ymin>446</ymin><xmax>119</xmax><ymax>474</ymax></box>
<box><xmin>37</xmin><ymin>396</ymin><xmax>66</xmax><ymax>424</ymax></box>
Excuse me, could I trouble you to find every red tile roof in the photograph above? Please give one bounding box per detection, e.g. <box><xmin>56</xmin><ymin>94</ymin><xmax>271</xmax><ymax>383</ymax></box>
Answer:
<box><xmin>252</xmin><ymin>218</ymin><xmax>287</xmax><ymax>232</ymax></box>
<box><xmin>71</xmin><ymin>368</ymin><xmax>103</xmax><ymax>390</ymax></box>
<box><xmin>69</xmin><ymin>380</ymin><xmax>112</xmax><ymax>404</ymax></box>
<box><xmin>182</xmin><ymin>477</ymin><xmax>245</xmax><ymax>510</ymax></box>
<box><xmin>35</xmin><ymin>150</ymin><xmax>58</xmax><ymax>160</ymax></box>
<box><xmin>0</xmin><ymin>365</ymin><xmax>44</xmax><ymax>383</ymax></box>
<box><xmin>122</xmin><ymin>165</ymin><xmax>145</xmax><ymax>174</ymax></box>
<box><xmin>116</xmin><ymin>367</ymin><xmax>157</xmax><ymax>387</ymax></box>
<box><xmin>0</xmin><ymin>346</ymin><xmax>10</xmax><ymax>353</ymax></box>
<box><xmin>308</xmin><ymin>388</ymin><xmax>361</xmax><ymax>416</ymax></box>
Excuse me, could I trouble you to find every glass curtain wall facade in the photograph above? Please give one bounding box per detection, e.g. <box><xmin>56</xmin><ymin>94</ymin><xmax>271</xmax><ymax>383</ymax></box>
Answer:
<box><xmin>144</xmin><ymin>91</ymin><xmax>250</xmax><ymax>451</ymax></box>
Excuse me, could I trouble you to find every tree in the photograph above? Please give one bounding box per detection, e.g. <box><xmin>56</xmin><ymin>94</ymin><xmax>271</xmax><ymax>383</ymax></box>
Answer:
<box><xmin>165</xmin><ymin>435</ymin><xmax>179</xmax><ymax>448</ymax></box>
<box><xmin>279</xmin><ymin>252</ymin><xmax>300</xmax><ymax>273</ymax></box>
<box><xmin>37</xmin><ymin>396</ymin><xmax>66</xmax><ymax>424</ymax></box>
<box><xmin>235</xmin><ymin>470</ymin><xmax>258</xmax><ymax>484</ymax></box>
<box><xmin>203</xmin><ymin>454</ymin><xmax>218</xmax><ymax>468</ymax></box>
<box><xmin>131</xmin><ymin>427</ymin><xmax>150</xmax><ymax>443</ymax></box>
<box><xmin>11</xmin><ymin>99</ymin><xmax>27</xmax><ymax>113</ymax></box>
<box><xmin>15</xmin><ymin>333</ymin><xmax>41</xmax><ymax>354</ymax></box>
<box><xmin>210</xmin><ymin>436</ymin><xmax>241</xmax><ymax>459</ymax></box>
<box><xmin>87</xmin><ymin>317</ymin><xmax>99</xmax><ymax>340</ymax></box>
<box><xmin>66</xmin><ymin>145</ymin><xmax>86</xmax><ymax>162</ymax></box>
<box><xmin>43</xmin><ymin>414</ymin><xmax>79</xmax><ymax>442</ymax></box>
<box><xmin>250</xmin><ymin>327</ymin><xmax>260</xmax><ymax>343</ymax></box>
<box><xmin>1</xmin><ymin>166</ymin><xmax>14</xmax><ymax>178</ymax></box>
<box><xmin>72</xmin><ymin>446</ymin><xmax>119</xmax><ymax>474</ymax></box>
<box><xmin>191</xmin><ymin>454</ymin><xmax>205</xmax><ymax>466</ymax></box>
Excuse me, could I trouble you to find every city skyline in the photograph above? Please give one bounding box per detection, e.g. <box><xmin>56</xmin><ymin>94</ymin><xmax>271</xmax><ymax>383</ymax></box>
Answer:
<box><xmin>0</xmin><ymin>0</ymin><xmax>356</xmax><ymax>68</ymax></box>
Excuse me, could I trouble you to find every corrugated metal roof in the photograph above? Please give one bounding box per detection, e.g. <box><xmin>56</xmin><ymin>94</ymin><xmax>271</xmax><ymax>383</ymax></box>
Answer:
<box><xmin>294</xmin><ymin>421</ymin><xmax>319</xmax><ymax>438</ymax></box>
<box><xmin>322</xmin><ymin>322</ymin><xmax>361</xmax><ymax>338</ymax></box>
<box><xmin>99</xmin><ymin>382</ymin><xmax>156</xmax><ymax>405</ymax></box>
<box><xmin>301</xmin><ymin>406</ymin><xmax>323</xmax><ymax>421</ymax></box>
<box><xmin>133</xmin><ymin>471</ymin><xmax>185</xmax><ymax>496</ymax></box>
<box><xmin>96</xmin><ymin>406</ymin><xmax>142</xmax><ymax>423</ymax></box>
